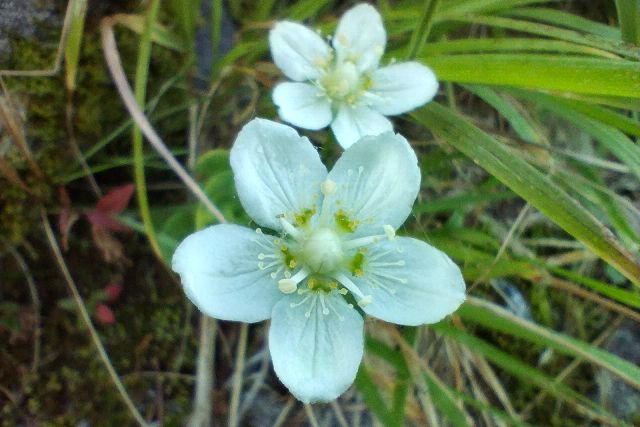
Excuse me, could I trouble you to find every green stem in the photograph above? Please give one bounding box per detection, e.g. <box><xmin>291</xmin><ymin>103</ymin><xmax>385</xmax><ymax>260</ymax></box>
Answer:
<box><xmin>615</xmin><ymin>0</ymin><xmax>640</xmax><ymax>45</ymax></box>
<box><xmin>406</xmin><ymin>0</ymin><xmax>440</xmax><ymax>60</ymax></box>
<box><xmin>133</xmin><ymin>0</ymin><xmax>162</xmax><ymax>258</ymax></box>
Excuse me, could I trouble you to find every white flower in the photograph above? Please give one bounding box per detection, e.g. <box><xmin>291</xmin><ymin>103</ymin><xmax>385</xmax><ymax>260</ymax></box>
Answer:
<box><xmin>269</xmin><ymin>3</ymin><xmax>439</xmax><ymax>149</ymax></box>
<box><xmin>172</xmin><ymin>119</ymin><xmax>465</xmax><ymax>403</ymax></box>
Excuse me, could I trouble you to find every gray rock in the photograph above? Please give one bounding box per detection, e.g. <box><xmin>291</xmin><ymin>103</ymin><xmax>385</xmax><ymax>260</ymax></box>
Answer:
<box><xmin>0</xmin><ymin>0</ymin><xmax>57</xmax><ymax>60</ymax></box>
<box><xmin>596</xmin><ymin>321</ymin><xmax>640</xmax><ymax>423</ymax></box>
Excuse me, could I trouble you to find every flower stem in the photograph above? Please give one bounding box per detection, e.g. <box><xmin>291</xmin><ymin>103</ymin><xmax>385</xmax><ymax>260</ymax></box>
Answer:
<box><xmin>228</xmin><ymin>323</ymin><xmax>249</xmax><ymax>427</ymax></box>
<box><xmin>188</xmin><ymin>316</ymin><xmax>216</xmax><ymax>427</ymax></box>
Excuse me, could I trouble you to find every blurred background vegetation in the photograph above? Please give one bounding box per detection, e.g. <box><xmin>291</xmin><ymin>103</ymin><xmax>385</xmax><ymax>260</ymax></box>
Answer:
<box><xmin>1</xmin><ymin>0</ymin><xmax>639</xmax><ymax>425</ymax></box>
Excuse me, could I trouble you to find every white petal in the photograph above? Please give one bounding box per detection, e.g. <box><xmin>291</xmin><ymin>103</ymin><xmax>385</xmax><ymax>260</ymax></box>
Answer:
<box><xmin>333</xmin><ymin>3</ymin><xmax>386</xmax><ymax>72</ymax></box>
<box><xmin>230</xmin><ymin>119</ymin><xmax>327</xmax><ymax>231</ymax></box>
<box><xmin>354</xmin><ymin>237</ymin><xmax>466</xmax><ymax>325</ymax></box>
<box><xmin>325</xmin><ymin>132</ymin><xmax>420</xmax><ymax>237</ymax></box>
<box><xmin>172</xmin><ymin>224</ymin><xmax>282</xmax><ymax>323</ymax></box>
<box><xmin>273</xmin><ymin>82</ymin><xmax>332</xmax><ymax>130</ymax></box>
<box><xmin>330</xmin><ymin>105</ymin><xmax>393</xmax><ymax>149</ymax></box>
<box><xmin>269</xmin><ymin>292</ymin><xmax>364</xmax><ymax>403</ymax></box>
<box><xmin>270</xmin><ymin>21</ymin><xmax>331</xmax><ymax>81</ymax></box>
<box><xmin>368</xmin><ymin>62</ymin><xmax>439</xmax><ymax>115</ymax></box>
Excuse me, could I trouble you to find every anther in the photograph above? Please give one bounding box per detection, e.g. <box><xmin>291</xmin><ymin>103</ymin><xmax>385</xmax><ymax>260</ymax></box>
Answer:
<box><xmin>334</xmin><ymin>273</ymin><xmax>373</xmax><ymax>306</ymax></box>
<box><xmin>278</xmin><ymin>268</ymin><xmax>310</xmax><ymax>294</ymax></box>
<box><xmin>320</xmin><ymin>179</ymin><xmax>337</xmax><ymax>196</ymax></box>
<box><xmin>278</xmin><ymin>279</ymin><xmax>297</xmax><ymax>294</ymax></box>
<box><xmin>357</xmin><ymin>295</ymin><xmax>373</xmax><ymax>307</ymax></box>
<box><xmin>384</xmin><ymin>224</ymin><xmax>396</xmax><ymax>240</ymax></box>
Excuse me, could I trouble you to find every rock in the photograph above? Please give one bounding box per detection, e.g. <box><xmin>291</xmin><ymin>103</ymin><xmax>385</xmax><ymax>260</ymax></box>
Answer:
<box><xmin>0</xmin><ymin>0</ymin><xmax>57</xmax><ymax>61</ymax></box>
<box><xmin>596</xmin><ymin>320</ymin><xmax>640</xmax><ymax>423</ymax></box>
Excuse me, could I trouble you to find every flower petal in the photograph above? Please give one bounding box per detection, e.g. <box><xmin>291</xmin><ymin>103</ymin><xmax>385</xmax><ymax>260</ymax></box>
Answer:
<box><xmin>325</xmin><ymin>132</ymin><xmax>420</xmax><ymax>237</ymax></box>
<box><xmin>230</xmin><ymin>118</ymin><xmax>327</xmax><ymax>231</ymax></box>
<box><xmin>330</xmin><ymin>105</ymin><xmax>392</xmax><ymax>149</ymax></box>
<box><xmin>368</xmin><ymin>62</ymin><xmax>439</xmax><ymax>115</ymax></box>
<box><xmin>269</xmin><ymin>292</ymin><xmax>364</xmax><ymax>403</ymax></box>
<box><xmin>333</xmin><ymin>3</ymin><xmax>386</xmax><ymax>72</ymax></box>
<box><xmin>354</xmin><ymin>237</ymin><xmax>466</xmax><ymax>326</ymax></box>
<box><xmin>273</xmin><ymin>82</ymin><xmax>332</xmax><ymax>130</ymax></box>
<box><xmin>270</xmin><ymin>21</ymin><xmax>331</xmax><ymax>81</ymax></box>
<box><xmin>172</xmin><ymin>224</ymin><xmax>282</xmax><ymax>323</ymax></box>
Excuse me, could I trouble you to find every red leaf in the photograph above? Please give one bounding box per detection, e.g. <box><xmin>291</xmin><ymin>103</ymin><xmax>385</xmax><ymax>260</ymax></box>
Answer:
<box><xmin>95</xmin><ymin>303</ymin><xmax>115</xmax><ymax>325</ymax></box>
<box><xmin>86</xmin><ymin>210</ymin><xmax>130</xmax><ymax>233</ymax></box>
<box><xmin>104</xmin><ymin>283</ymin><xmax>123</xmax><ymax>302</ymax></box>
<box><xmin>96</xmin><ymin>184</ymin><xmax>135</xmax><ymax>214</ymax></box>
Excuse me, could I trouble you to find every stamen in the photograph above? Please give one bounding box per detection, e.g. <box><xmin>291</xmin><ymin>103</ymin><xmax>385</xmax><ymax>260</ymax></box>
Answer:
<box><xmin>324</xmin><ymin>296</ymin><xmax>345</xmax><ymax>320</ymax></box>
<box><xmin>358</xmin><ymin>295</ymin><xmax>373</xmax><ymax>307</ymax></box>
<box><xmin>258</xmin><ymin>260</ymin><xmax>280</xmax><ymax>271</ymax></box>
<box><xmin>290</xmin><ymin>294</ymin><xmax>311</xmax><ymax>308</ymax></box>
<box><xmin>368</xmin><ymin>248</ymin><xmax>397</xmax><ymax>262</ymax></box>
<box><xmin>372</xmin><ymin>270</ymin><xmax>408</xmax><ymax>284</ymax></box>
<box><xmin>305</xmin><ymin>294</ymin><xmax>318</xmax><ymax>318</ymax></box>
<box><xmin>334</xmin><ymin>273</ymin><xmax>372</xmax><ymax>307</ymax></box>
<box><xmin>318</xmin><ymin>179</ymin><xmax>337</xmax><ymax>226</ymax></box>
<box><xmin>319</xmin><ymin>295</ymin><xmax>330</xmax><ymax>315</ymax></box>
<box><xmin>369</xmin><ymin>260</ymin><xmax>405</xmax><ymax>268</ymax></box>
<box><xmin>368</xmin><ymin>275</ymin><xmax>397</xmax><ymax>295</ymax></box>
<box><xmin>342</xmin><ymin>234</ymin><xmax>385</xmax><ymax>250</ymax></box>
<box><xmin>253</xmin><ymin>238</ymin><xmax>275</xmax><ymax>252</ymax></box>
<box><xmin>279</xmin><ymin>216</ymin><xmax>303</xmax><ymax>241</ymax></box>
<box><xmin>384</xmin><ymin>225</ymin><xmax>396</xmax><ymax>240</ymax></box>
<box><xmin>270</xmin><ymin>264</ymin><xmax>284</xmax><ymax>279</ymax></box>
<box><xmin>277</xmin><ymin>268</ymin><xmax>310</xmax><ymax>294</ymax></box>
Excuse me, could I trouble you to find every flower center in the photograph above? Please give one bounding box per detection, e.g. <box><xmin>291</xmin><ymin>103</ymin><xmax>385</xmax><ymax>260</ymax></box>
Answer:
<box><xmin>302</xmin><ymin>227</ymin><xmax>344</xmax><ymax>274</ymax></box>
<box><xmin>319</xmin><ymin>61</ymin><xmax>361</xmax><ymax>101</ymax></box>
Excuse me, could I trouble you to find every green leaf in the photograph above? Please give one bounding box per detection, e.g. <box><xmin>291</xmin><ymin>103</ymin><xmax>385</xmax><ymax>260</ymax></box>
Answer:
<box><xmin>437</xmin><ymin>0</ymin><xmax>554</xmax><ymax>18</ymax></box>
<box><xmin>415</xmin><ymin>190</ymin><xmax>516</xmax><ymax>215</ymax></box>
<box><xmin>509</xmin><ymin>90</ymin><xmax>640</xmax><ymax>181</ymax></box>
<box><xmin>433</xmin><ymin>322</ymin><xmax>621</xmax><ymax>423</ymax></box>
<box><xmin>422</xmin><ymin>38</ymin><xmax>618</xmax><ymax>58</ymax></box>
<box><xmin>64</xmin><ymin>0</ymin><xmax>88</xmax><ymax>92</ymax></box>
<box><xmin>451</xmin><ymin>15</ymin><xmax>638</xmax><ymax>59</ymax></box>
<box><xmin>355</xmin><ymin>365</ymin><xmax>395</xmax><ymax>426</ymax></box>
<box><xmin>547</xmin><ymin>265</ymin><xmax>640</xmax><ymax>309</ymax></box>
<box><xmin>616</xmin><ymin>0</ymin><xmax>640</xmax><ymax>45</ymax></box>
<box><xmin>194</xmin><ymin>149</ymin><xmax>247</xmax><ymax>228</ymax></box>
<box><xmin>461</xmin><ymin>298</ymin><xmax>640</xmax><ymax>389</ymax></box>
<box><xmin>464</xmin><ymin>85</ymin><xmax>544</xmax><ymax>143</ymax></box>
<box><xmin>423</xmin><ymin>54</ymin><xmax>640</xmax><ymax>97</ymax></box>
<box><xmin>422</xmin><ymin>368</ymin><xmax>472</xmax><ymax>427</ymax></box>
<box><xmin>505</xmin><ymin>7</ymin><xmax>622</xmax><ymax>40</ymax></box>
<box><xmin>412</xmin><ymin>103</ymin><xmax>640</xmax><ymax>286</ymax></box>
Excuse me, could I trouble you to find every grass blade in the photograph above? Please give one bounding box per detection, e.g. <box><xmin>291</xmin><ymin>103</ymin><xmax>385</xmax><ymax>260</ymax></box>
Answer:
<box><xmin>616</xmin><ymin>0</ymin><xmax>640</xmax><ymax>45</ymax></box>
<box><xmin>462</xmin><ymin>298</ymin><xmax>640</xmax><ymax>389</ymax></box>
<box><xmin>412</xmin><ymin>103</ymin><xmax>640</xmax><ymax>286</ymax></box>
<box><xmin>423</xmin><ymin>54</ymin><xmax>640</xmax><ymax>97</ymax></box>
